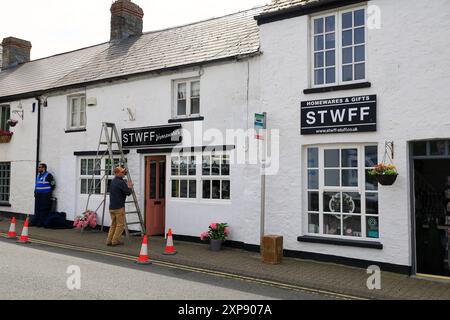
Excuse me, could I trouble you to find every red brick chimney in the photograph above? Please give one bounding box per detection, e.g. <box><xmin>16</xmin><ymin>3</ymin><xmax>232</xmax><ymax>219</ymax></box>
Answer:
<box><xmin>110</xmin><ymin>0</ymin><xmax>144</xmax><ymax>42</ymax></box>
<box><xmin>1</xmin><ymin>37</ymin><xmax>32</xmax><ymax>69</ymax></box>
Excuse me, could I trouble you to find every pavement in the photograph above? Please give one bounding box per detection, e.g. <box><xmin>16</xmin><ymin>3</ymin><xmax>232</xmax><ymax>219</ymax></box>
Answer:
<box><xmin>1</xmin><ymin>216</ymin><xmax>450</xmax><ymax>300</ymax></box>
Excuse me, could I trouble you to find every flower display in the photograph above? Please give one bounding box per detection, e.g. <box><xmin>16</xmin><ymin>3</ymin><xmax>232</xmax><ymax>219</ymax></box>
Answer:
<box><xmin>200</xmin><ymin>222</ymin><xmax>229</xmax><ymax>241</ymax></box>
<box><xmin>0</xmin><ymin>129</ymin><xmax>13</xmax><ymax>137</ymax></box>
<box><xmin>73</xmin><ymin>211</ymin><xmax>97</xmax><ymax>229</ymax></box>
<box><xmin>369</xmin><ymin>164</ymin><xmax>398</xmax><ymax>176</ymax></box>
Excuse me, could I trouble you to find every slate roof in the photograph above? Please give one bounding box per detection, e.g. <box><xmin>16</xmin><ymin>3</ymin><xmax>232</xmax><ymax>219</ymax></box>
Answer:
<box><xmin>261</xmin><ymin>0</ymin><xmax>316</xmax><ymax>14</ymax></box>
<box><xmin>0</xmin><ymin>6</ymin><xmax>262</xmax><ymax>100</ymax></box>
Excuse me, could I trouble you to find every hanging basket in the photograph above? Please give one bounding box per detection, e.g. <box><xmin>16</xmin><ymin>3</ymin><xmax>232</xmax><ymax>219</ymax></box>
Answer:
<box><xmin>374</xmin><ymin>173</ymin><xmax>398</xmax><ymax>186</ymax></box>
<box><xmin>0</xmin><ymin>135</ymin><xmax>12</xmax><ymax>143</ymax></box>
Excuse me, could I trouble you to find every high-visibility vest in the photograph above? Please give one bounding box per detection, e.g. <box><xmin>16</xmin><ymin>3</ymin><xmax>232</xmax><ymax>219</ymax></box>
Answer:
<box><xmin>35</xmin><ymin>172</ymin><xmax>52</xmax><ymax>193</ymax></box>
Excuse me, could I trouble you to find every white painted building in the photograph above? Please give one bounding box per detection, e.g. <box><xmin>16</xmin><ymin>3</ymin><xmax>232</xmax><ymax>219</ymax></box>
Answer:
<box><xmin>1</xmin><ymin>0</ymin><xmax>450</xmax><ymax>277</ymax></box>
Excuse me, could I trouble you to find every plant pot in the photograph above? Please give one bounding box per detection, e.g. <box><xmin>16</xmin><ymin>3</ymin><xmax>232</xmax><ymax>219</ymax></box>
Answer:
<box><xmin>0</xmin><ymin>135</ymin><xmax>12</xmax><ymax>143</ymax></box>
<box><xmin>209</xmin><ymin>239</ymin><xmax>223</xmax><ymax>251</ymax></box>
<box><xmin>375</xmin><ymin>174</ymin><xmax>398</xmax><ymax>186</ymax></box>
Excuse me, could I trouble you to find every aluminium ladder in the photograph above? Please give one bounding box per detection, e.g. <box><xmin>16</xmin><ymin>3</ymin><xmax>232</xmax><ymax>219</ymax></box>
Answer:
<box><xmin>84</xmin><ymin>122</ymin><xmax>146</xmax><ymax>238</ymax></box>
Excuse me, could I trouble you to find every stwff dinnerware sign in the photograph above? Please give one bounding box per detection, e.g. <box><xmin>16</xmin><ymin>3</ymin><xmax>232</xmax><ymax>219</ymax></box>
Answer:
<box><xmin>301</xmin><ymin>95</ymin><xmax>377</xmax><ymax>135</ymax></box>
<box><xmin>122</xmin><ymin>124</ymin><xmax>182</xmax><ymax>148</ymax></box>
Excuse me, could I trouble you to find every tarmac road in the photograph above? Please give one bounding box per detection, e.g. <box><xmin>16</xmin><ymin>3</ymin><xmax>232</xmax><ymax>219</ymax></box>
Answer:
<box><xmin>0</xmin><ymin>238</ymin><xmax>337</xmax><ymax>300</ymax></box>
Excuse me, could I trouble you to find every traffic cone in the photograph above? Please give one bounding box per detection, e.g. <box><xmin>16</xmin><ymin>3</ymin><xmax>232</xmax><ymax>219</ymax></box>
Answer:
<box><xmin>135</xmin><ymin>235</ymin><xmax>152</xmax><ymax>265</ymax></box>
<box><xmin>7</xmin><ymin>217</ymin><xmax>17</xmax><ymax>239</ymax></box>
<box><xmin>17</xmin><ymin>218</ymin><xmax>31</xmax><ymax>244</ymax></box>
<box><xmin>163</xmin><ymin>228</ymin><xmax>177</xmax><ymax>255</ymax></box>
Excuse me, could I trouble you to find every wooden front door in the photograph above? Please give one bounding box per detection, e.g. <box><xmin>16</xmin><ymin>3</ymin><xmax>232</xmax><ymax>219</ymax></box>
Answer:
<box><xmin>145</xmin><ymin>156</ymin><xmax>166</xmax><ymax>236</ymax></box>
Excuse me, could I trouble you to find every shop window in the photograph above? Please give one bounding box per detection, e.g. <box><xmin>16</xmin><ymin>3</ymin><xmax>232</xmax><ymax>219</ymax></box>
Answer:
<box><xmin>171</xmin><ymin>155</ymin><xmax>196</xmax><ymax>199</ymax></box>
<box><xmin>306</xmin><ymin>145</ymin><xmax>379</xmax><ymax>239</ymax></box>
<box><xmin>311</xmin><ymin>7</ymin><xmax>366</xmax><ymax>87</ymax></box>
<box><xmin>202</xmin><ymin>153</ymin><xmax>230</xmax><ymax>200</ymax></box>
<box><xmin>0</xmin><ymin>105</ymin><xmax>11</xmax><ymax>131</ymax></box>
<box><xmin>67</xmin><ymin>95</ymin><xmax>86</xmax><ymax>130</ymax></box>
<box><xmin>79</xmin><ymin>157</ymin><xmax>123</xmax><ymax>195</ymax></box>
<box><xmin>0</xmin><ymin>162</ymin><xmax>11</xmax><ymax>203</ymax></box>
<box><xmin>173</xmin><ymin>79</ymin><xmax>201</xmax><ymax>118</ymax></box>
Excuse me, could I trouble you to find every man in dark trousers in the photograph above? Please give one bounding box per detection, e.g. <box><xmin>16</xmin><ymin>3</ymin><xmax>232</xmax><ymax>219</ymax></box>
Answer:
<box><xmin>107</xmin><ymin>166</ymin><xmax>133</xmax><ymax>246</ymax></box>
<box><xmin>32</xmin><ymin>163</ymin><xmax>56</xmax><ymax>227</ymax></box>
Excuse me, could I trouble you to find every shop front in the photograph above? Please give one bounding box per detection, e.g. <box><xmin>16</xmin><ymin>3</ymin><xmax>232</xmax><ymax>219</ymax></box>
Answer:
<box><xmin>411</xmin><ymin>140</ymin><xmax>450</xmax><ymax>278</ymax></box>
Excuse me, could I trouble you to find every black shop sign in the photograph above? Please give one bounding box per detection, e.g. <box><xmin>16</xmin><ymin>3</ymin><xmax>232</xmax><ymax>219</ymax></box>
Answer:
<box><xmin>122</xmin><ymin>124</ymin><xmax>182</xmax><ymax>148</ymax></box>
<box><xmin>301</xmin><ymin>95</ymin><xmax>377</xmax><ymax>135</ymax></box>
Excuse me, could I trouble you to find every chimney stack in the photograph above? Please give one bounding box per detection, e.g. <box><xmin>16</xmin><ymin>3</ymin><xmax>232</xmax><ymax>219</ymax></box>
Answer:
<box><xmin>1</xmin><ymin>37</ymin><xmax>32</xmax><ymax>69</ymax></box>
<box><xmin>110</xmin><ymin>0</ymin><xmax>144</xmax><ymax>42</ymax></box>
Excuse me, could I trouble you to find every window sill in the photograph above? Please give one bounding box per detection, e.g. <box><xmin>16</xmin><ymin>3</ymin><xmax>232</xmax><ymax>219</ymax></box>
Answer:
<box><xmin>0</xmin><ymin>202</ymin><xmax>12</xmax><ymax>207</ymax></box>
<box><xmin>303</xmin><ymin>82</ymin><xmax>371</xmax><ymax>94</ymax></box>
<box><xmin>65</xmin><ymin>128</ymin><xmax>87</xmax><ymax>133</ymax></box>
<box><xmin>297</xmin><ymin>235</ymin><xmax>383</xmax><ymax>249</ymax></box>
<box><xmin>168</xmin><ymin>116</ymin><xmax>204</xmax><ymax>123</ymax></box>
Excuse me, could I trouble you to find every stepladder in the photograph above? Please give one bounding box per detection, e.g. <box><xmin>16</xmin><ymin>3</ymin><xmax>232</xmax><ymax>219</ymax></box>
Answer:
<box><xmin>84</xmin><ymin>122</ymin><xmax>146</xmax><ymax>238</ymax></box>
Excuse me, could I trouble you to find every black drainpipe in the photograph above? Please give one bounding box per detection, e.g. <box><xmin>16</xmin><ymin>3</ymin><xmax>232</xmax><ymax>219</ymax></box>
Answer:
<box><xmin>35</xmin><ymin>96</ymin><xmax>42</xmax><ymax>174</ymax></box>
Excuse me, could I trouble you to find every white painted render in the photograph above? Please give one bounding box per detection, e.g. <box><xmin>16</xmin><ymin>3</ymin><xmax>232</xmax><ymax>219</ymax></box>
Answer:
<box><xmin>1</xmin><ymin>0</ymin><xmax>450</xmax><ymax>269</ymax></box>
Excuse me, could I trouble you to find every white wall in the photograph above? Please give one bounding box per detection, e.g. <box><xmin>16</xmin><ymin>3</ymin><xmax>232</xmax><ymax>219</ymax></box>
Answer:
<box><xmin>258</xmin><ymin>0</ymin><xmax>450</xmax><ymax>267</ymax></box>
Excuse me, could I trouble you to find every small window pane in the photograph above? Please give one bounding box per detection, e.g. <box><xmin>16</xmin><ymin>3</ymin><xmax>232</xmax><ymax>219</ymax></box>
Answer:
<box><xmin>180</xmin><ymin>156</ymin><xmax>188</xmax><ymax>176</ymax></box>
<box><xmin>325</xmin><ymin>50</ymin><xmax>335</xmax><ymax>67</ymax></box>
<box><xmin>325</xmin><ymin>33</ymin><xmax>335</xmax><ymax>49</ymax></box>
<box><xmin>343</xmin><ymin>47</ymin><xmax>353</xmax><ymax>64</ymax></box>
<box><xmin>81</xmin><ymin>179</ymin><xmax>87</xmax><ymax>194</ymax></box>
<box><xmin>343</xmin><ymin>216</ymin><xmax>362</xmax><ymax>237</ymax></box>
<box><xmin>307</xmin><ymin>148</ymin><xmax>319</xmax><ymax>168</ymax></box>
<box><xmin>341</xmin><ymin>149</ymin><xmax>358</xmax><ymax>167</ymax></box>
<box><xmin>212</xmin><ymin>180</ymin><xmax>220</xmax><ymax>199</ymax></box>
<box><xmin>430</xmin><ymin>141</ymin><xmax>447</xmax><ymax>156</ymax></box>
<box><xmin>324</xmin><ymin>192</ymin><xmax>341</xmax><ymax>213</ymax></box>
<box><xmin>191</xmin><ymin>81</ymin><xmax>200</xmax><ymax>97</ymax></box>
<box><xmin>413</xmin><ymin>141</ymin><xmax>427</xmax><ymax>156</ymax></box>
<box><xmin>343</xmin><ymin>192</ymin><xmax>361</xmax><ymax>213</ymax></box>
<box><xmin>365</xmin><ymin>170</ymin><xmax>378</xmax><ymax>191</ymax></box>
<box><xmin>365</xmin><ymin>146</ymin><xmax>378</xmax><ymax>167</ymax></box>
<box><xmin>354</xmin><ymin>45</ymin><xmax>365</xmax><ymax>62</ymax></box>
<box><xmin>342</xmin><ymin>12</ymin><xmax>353</xmax><ymax>29</ymax></box>
<box><xmin>325</xmin><ymin>169</ymin><xmax>340</xmax><ymax>186</ymax></box>
<box><xmin>324</xmin><ymin>149</ymin><xmax>340</xmax><ymax>167</ymax></box>
<box><xmin>177</xmin><ymin>100</ymin><xmax>186</xmax><ymax>116</ymax></box>
<box><xmin>354</xmin><ymin>27</ymin><xmax>365</xmax><ymax>44</ymax></box>
<box><xmin>180</xmin><ymin>180</ymin><xmax>188</xmax><ymax>198</ymax></box>
<box><xmin>324</xmin><ymin>214</ymin><xmax>342</xmax><ymax>235</ymax></box>
<box><xmin>366</xmin><ymin>193</ymin><xmax>379</xmax><ymax>215</ymax></box>
<box><xmin>354</xmin><ymin>9</ymin><xmax>365</xmax><ymax>27</ymax></box>
<box><xmin>222</xmin><ymin>180</ymin><xmax>230</xmax><ymax>200</ymax></box>
<box><xmin>325</xmin><ymin>15</ymin><xmax>335</xmax><ymax>32</ymax></box>
<box><xmin>314</xmin><ymin>18</ymin><xmax>324</xmax><ymax>34</ymax></box>
<box><xmin>81</xmin><ymin>159</ymin><xmax>87</xmax><ymax>175</ymax></box>
<box><xmin>314</xmin><ymin>52</ymin><xmax>324</xmax><ymax>68</ymax></box>
<box><xmin>308</xmin><ymin>213</ymin><xmax>320</xmax><ymax>234</ymax></box>
<box><xmin>325</xmin><ymin>68</ymin><xmax>335</xmax><ymax>84</ymax></box>
<box><xmin>202</xmin><ymin>180</ymin><xmax>210</xmax><ymax>199</ymax></box>
<box><xmin>354</xmin><ymin>63</ymin><xmax>365</xmax><ymax>80</ymax></box>
<box><xmin>191</xmin><ymin>98</ymin><xmax>200</xmax><ymax>115</ymax></box>
<box><xmin>189</xmin><ymin>156</ymin><xmax>196</xmax><ymax>175</ymax></box>
<box><xmin>308</xmin><ymin>170</ymin><xmax>319</xmax><ymax>190</ymax></box>
<box><xmin>314</xmin><ymin>69</ymin><xmax>324</xmax><ymax>85</ymax></box>
<box><xmin>342</xmin><ymin>30</ymin><xmax>353</xmax><ymax>46</ymax></box>
<box><xmin>308</xmin><ymin>191</ymin><xmax>319</xmax><ymax>212</ymax></box>
<box><xmin>202</xmin><ymin>156</ymin><xmax>211</xmax><ymax>175</ymax></box>
<box><xmin>189</xmin><ymin>180</ymin><xmax>196</xmax><ymax>198</ymax></box>
<box><xmin>342</xmin><ymin>169</ymin><xmax>358</xmax><ymax>187</ymax></box>
<box><xmin>366</xmin><ymin>216</ymin><xmax>379</xmax><ymax>238</ymax></box>
<box><xmin>171</xmin><ymin>157</ymin><xmax>179</xmax><ymax>175</ymax></box>
<box><xmin>314</xmin><ymin>35</ymin><xmax>324</xmax><ymax>51</ymax></box>
<box><xmin>177</xmin><ymin>83</ymin><xmax>187</xmax><ymax>116</ymax></box>
<box><xmin>221</xmin><ymin>155</ymin><xmax>230</xmax><ymax>176</ymax></box>
<box><xmin>211</xmin><ymin>155</ymin><xmax>220</xmax><ymax>176</ymax></box>
<box><xmin>342</xmin><ymin>65</ymin><xmax>353</xmax><ymax>82</ymax></box>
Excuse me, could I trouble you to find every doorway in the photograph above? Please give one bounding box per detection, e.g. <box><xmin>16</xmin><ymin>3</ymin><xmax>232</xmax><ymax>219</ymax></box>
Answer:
<box><xmin>145</xmin><ymin>156</ymin><xmax>166</xmax><ymax>236</ymax></box>
<box><xmin>412</xmin><ymin>140</ymin><xmax>450</xmax><ymax>278</ymax></box>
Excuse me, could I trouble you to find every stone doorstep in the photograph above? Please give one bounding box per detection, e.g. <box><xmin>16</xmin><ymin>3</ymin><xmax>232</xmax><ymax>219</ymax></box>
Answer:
<box><xmin>0</xmin><ymin>218</ymin><xmax>448</xmax><ymax>300</ymax></box>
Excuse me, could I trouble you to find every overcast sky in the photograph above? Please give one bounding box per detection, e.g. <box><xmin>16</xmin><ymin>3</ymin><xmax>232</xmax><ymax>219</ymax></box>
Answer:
<box><xmin>0</xmin><ymin>0</ymin><xmax>268</xmax><ymax>60</ymax></box>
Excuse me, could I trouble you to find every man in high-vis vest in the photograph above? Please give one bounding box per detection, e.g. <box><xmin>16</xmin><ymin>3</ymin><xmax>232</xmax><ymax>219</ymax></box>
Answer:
<box><xmin>31</xmin><ymin>163</ymin><xmax>56</xmax><ymax>227</ymax></box>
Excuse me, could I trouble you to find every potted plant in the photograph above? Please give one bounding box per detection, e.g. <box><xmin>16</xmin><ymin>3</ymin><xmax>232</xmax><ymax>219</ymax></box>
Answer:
<box><xmin>73</xmin><ymin>211</ymin><xmax>98</xmax><ymax>230</ymax></box>
<box><xmin>369</xmin><ymin>164</ymin><xmax>398</xmax><ymax>186</ymax></box>
<box><xmin>200</xmin><ymin>223</ymin><xmax>230</xmax><ymax>251</ymax></box>
<box><xmin>0</xmin><ymin>129</ymin><xmax>13</xmax><ymax>143</ymax></box>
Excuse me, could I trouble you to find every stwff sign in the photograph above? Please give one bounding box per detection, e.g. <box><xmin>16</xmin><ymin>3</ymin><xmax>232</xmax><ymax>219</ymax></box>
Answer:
<box><xmin>122</xmin><ymin>124</ymin><xmax>182</xmax><ymax>148</ymax></box>
<box><xmin>301</xmin><ymin>95</ymin><xmax>377</xmax><ymax>135</ymax></box>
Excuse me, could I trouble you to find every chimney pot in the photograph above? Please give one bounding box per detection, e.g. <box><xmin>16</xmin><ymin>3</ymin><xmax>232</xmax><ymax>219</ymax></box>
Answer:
<box><xmin>1</xmin><ymin>37</ymin><xmax>32</xmax><ymax>69</ymax></box>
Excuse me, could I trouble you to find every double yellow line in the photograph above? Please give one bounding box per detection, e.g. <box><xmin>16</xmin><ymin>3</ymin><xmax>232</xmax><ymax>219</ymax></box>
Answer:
<box><xmin>0</xmin><ymin>233</ymin><xmax>366</xmax><ymax>300</ymax></box>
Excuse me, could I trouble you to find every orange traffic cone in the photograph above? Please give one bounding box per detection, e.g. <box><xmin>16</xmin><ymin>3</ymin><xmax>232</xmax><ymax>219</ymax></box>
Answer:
<box><xmin>7</xmin><ymin>217</ymin><xmax>17</xmax><ymax>239</ymax></box>
<box><xmin>17</xmin><ymin>218</ymin><xmax>31</xmax><ymax>244</ymax></box>
<box><xmin>163</xmin><ymin>228</ymin><xmax>177</xmax><ymax>255</ymax></box>
<box><xmin>136</xmin><ymin>235</ymin><xmax>152</xmax><ymax>265</ymax></box>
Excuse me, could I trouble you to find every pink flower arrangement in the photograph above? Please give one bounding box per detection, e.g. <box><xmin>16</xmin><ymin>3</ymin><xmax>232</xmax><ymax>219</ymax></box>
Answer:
<box><xmin>200</xmin><ymin>222</ymin><xmax>229</xmax><ymax>241</ymax></box>
<box><xmin>74</xmin><ymin>211</ymin><xmax>97</xmax><ymax>230</ymax></box>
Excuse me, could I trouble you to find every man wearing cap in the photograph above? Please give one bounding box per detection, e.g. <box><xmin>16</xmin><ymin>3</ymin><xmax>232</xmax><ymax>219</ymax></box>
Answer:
<box><xmin>107</xmin><ymin>166</ymin><xmax>133</xmax><ymax>246</ymax></box>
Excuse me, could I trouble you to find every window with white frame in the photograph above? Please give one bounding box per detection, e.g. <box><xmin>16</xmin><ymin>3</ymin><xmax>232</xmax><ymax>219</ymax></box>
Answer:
<box><xmin>0</xmin><ymin>162</ymin><xmax>11</xmax><ymax>203</ymax></box>
<box><xmin>306</xmin><ymin>145</ymin><xmax>379</xmax><ymax>239</ymax></box>
<box><xmin>171</xmin><ymin>155</ymin><xmax>197</xmax><ymax>199</ymax></box>
<box><xmin>0</xmin><ymin>105</ymin><xmax>11</xmax><ymax>131</ymax></box>
<box><xmin>312</xmin><ymin>7</ymin><xmax>366</xmax><ymax>86</ymax></box>
<box><xmin>173</xmin><ymin>79</ymin><xmax>200</xmax><ymax>118</ymax></box>
<box><xmin>68</xmin><ymin>95</ymin><xmax>86</xmax><ymax>130</ymax></box>
<box><xmin>79</xmin><ymin>157</ymin><xmax>123</xmax><ymax>195</ymax></box>
<box><xmin>202</xmin><ymin>153</ymin><xmax>230</xmax><ymax>200</ymax></box>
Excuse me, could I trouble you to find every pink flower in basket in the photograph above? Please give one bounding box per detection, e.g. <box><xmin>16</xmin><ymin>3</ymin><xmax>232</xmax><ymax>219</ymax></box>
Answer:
<box><xmin>200</xmin><ymin>231</ymin><xmax>209</xmax><ymax>241</ymax></box>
